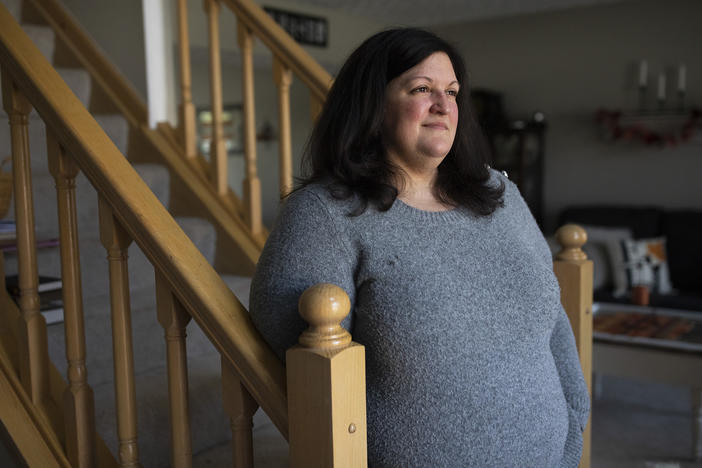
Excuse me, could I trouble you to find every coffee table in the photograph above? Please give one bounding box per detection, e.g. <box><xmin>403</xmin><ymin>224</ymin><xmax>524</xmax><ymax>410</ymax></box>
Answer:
<box><xmin>592</xmin><ymin>302</ymin><xmax>702</xmax><ymax>460</ymax></box>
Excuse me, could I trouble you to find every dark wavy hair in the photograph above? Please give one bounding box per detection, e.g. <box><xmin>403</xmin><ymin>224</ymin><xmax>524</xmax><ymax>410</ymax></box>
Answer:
<box><xmin>298</xmin><ymin>27</ymin><xmax>504</xmax><ymax>216</ymax></box>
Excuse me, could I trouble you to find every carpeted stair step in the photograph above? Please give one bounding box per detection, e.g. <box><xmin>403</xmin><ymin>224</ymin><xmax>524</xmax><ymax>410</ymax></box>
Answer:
<box><xmin>56</xmin><ymin>67</ymin><xmax>92</xmax><ymax>108</ymax></box>
<box><xmin>191</xmin><ymin>408</ymin><xmax>288</xmax><ymax>468</ymax></box>
<box><xmin>46</xmin><ymin>286</ymin><xmax>223</xmax><ymax>389</ymax></box>
<box><xmin>3</xmin><ymin>161</ymin><xmax>170</xmax><ymax>240</ymax></box>
<box><xmin>45</xmin><ymin>276</ymin><xmax>258</xmax><ymax>467</ymax></box>
<box><xmin>0</xmin><ymin>15</ymin><xmax>91</xmax><ymax>121</ymax></box>
<box><xmin>0</xmin><ymin>3</ymin><xmax>259</xmax><ymax>464</ymax></box>
<box><xmin>177</xmin><ymin>217</ymin><xmax>217</xmax><ymax>266</ymax></box>
<box><xmin>0</xmin><ymin>22</ymin><xmax>55</xmax><ymax>112</ymax></box>
<box><xmin>221</xmin><ymin>274</ymin><xmax>252</xmax><ymax>309</ymax></box>
<box><xmin>2</xmin><ymin>67</ymin><xmax>92</xmax><ymax>119</ymax></box>
<box><xmin>95</xmin><ymin>113</ymin><xmax>129</xmax><ymax>154</ymax></box>
<box><xmin>22</xmin><ymin>24</ymin><xmax>54</xmax><ymax>62</ymax></box>
<box><xmin>2</xmin><ymin>163</ymin><xmax>172</xmax><ymax>297</ymax></box>
<box><xmin>0</xmin><ymin>0</ymin><xmax>21</xmax><ymax>22</ymax></box>
<box><xmin>92</xmin><ymin>352</ymin><xmax>232</xmax><ymax>468</ymax></box>
<box><xmin>0</xmin><ymin>111</ymin><xmax>126</xmax><ymax>177</ymax></box>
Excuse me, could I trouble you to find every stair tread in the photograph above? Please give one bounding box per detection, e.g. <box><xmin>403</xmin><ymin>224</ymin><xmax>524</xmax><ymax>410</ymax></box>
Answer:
<box><xmin>176</xmin><ymin>216</ymin><xmax>217</xmax><ymax>266</ymax></box>
<box><xmin>57</xmin><ymin>67</ymin><xmax>91</xmax><ymax>109</ymax></box>
<box><xmin>133</xmin><ymin>163</ymin><xmax>170</xmax><ymax>208</ymax></box>
<box><xmin>0</xmin><ymin>0</ymin><xmax>21</xmax><ymax>22</ymax></box>
<box><xmin>91</xmin><ymin>351</ymin><xmax>230</xmax><ymax>468</ymax></box>
<box><xmin>44</xmin><ymin>274</ymin><xmax>259</xmax><ymax>467</ymax></box>
<box><xmin>1</xmin><ymin>6</ymin><xmax>269</xmax><ymax>465</ymax></box>
<box><xmin>21</xmin><ymin>24</ymin><xmax>55</xmax><ymax>62</ymax></box>
<box><xmin>192</xmin><ymin>408</ymin><xmax>288</xmax><ymax>468</ymax></box>
<box><xmin>94</xmin><ymin>113</ymin><xmax>129</xmax><ymax>154</ymax></box>
<box><xmin>2</xmin><ymin>161</ymin><xmax>169</xmax><ymax>236</ymax></box>
<box><xmin>221</xmin><ymin>274</ymin><xmax>252</xmax><ymax>310</ymax></box>
<box><xmin>46</xmin><ymin>276</ymin><xmax>254</xmax><ymax>385</ymax></box>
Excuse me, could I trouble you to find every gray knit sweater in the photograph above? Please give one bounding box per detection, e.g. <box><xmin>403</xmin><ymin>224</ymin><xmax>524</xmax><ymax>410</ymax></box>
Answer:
<box><xmin>250</xmin><ymin>172</ymin><xmax>590</xmax><ymax>467</ymax></box>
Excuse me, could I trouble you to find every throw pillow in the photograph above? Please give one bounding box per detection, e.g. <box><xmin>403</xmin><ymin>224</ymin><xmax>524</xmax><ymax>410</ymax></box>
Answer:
<box><xmin>579</xmin><ymin>225</ymin><xmax>634</xmax><ymax>295</ymax></box>
<box><xmin>618</xmin><ymin>237</ymin><xmax>674</xmax><ymax>295</ymax></box>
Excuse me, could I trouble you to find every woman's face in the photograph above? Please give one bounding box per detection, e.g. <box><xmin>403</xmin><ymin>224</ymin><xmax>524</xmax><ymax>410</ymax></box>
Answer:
<box><xmin>382</xmin><ymin>52</ymin><xmax>459</xmax><ymax>178</ymax></box>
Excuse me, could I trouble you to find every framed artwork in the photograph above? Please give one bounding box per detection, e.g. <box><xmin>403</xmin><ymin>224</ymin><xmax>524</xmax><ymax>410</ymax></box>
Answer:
<box><xmin>197</xmin><ymin>104</ymin><xmax>243</xmax><ymax>155</ymax></box>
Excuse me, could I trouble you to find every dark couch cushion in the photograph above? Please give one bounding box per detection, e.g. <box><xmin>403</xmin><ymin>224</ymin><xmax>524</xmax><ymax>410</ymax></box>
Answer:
<box><xmin>663</xmin><ymin>210</ymin><xmax>702</xmax><ymax>291</ymax></box>
<box><xmin>595</xmin><ymin>289</ymin><xmax>702</xmax><ymax>311</ymax></box>
<box><xmin>558</xmin><ymin>206</ymin><xmax>662</xmax><ymax>238</ymax></box>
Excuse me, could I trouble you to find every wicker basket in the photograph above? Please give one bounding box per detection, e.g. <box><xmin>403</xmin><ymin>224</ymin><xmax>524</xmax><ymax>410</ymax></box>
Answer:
<box><xmin>0</xmin><ymin>157</ymin><xmax>13</xmax><ymax>219</ymax></box>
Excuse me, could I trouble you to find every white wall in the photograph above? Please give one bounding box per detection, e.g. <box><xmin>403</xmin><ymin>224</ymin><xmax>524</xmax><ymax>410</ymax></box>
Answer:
<box><xmin>438</xmin><ymin>0</ymin><xmax>702</xmax><ymax>231</ymax></box>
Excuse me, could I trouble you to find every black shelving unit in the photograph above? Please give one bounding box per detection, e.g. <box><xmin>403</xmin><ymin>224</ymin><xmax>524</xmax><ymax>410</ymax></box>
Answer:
<box><xmin>472</xmin><ymin>89</ymin><xmax>546</xmax><ymax>227</ymax></box>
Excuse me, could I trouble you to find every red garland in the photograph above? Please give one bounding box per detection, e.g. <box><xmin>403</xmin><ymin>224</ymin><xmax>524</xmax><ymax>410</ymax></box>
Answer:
<box><xmin>595</xmin><ymin>108</ymin><xmax>701</xmax><ymax>147</ymax></box>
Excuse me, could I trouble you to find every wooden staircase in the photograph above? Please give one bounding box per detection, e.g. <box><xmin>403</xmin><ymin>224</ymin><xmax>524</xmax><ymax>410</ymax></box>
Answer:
<box><xmin>0</xmin><ymin>0</ymin><xmax>594</xmax><ymax>466</ymax></box>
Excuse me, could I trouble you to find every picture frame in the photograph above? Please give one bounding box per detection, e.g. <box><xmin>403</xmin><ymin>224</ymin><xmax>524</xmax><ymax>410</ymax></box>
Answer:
<box><xmin>197</xmin><ymin>104</ymin><xmax>243</xmax><ymax>155</ymax></box>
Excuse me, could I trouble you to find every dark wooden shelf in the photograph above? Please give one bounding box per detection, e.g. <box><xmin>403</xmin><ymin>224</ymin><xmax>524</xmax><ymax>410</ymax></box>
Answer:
<box><xmin>485</xmin><ymin>120</ymin><xmax>546</xmax><ymax>227</ymax></box>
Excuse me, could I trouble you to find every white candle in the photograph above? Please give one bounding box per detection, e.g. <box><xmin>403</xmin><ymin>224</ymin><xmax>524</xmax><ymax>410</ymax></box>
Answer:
<box><xmin>678</xmin><ymin>64</ymin><xmax>686</xmax><ymax>93</ymax></box>
<box><xmin>639</xmin><ymin>60</ymin><xmax>648</xmax><ymax>88</ymax></box>
<box><xmin>657</xmin><ymin>73</ymin><xmax>666</xmax><ymax>102</ymax></box>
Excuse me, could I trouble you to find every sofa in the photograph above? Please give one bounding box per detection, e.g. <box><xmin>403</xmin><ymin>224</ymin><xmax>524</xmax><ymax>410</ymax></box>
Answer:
<box><xmin>557</xmin><ymin>205</ymin><xmax>702</xmax><ymax>312</ymax></box>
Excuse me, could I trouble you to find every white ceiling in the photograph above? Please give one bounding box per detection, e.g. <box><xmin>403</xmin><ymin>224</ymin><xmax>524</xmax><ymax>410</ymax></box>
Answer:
<box><xmin>289</xmin><ymin>0</ymin><xmax>630</xmax><ymax>25</ymax></box>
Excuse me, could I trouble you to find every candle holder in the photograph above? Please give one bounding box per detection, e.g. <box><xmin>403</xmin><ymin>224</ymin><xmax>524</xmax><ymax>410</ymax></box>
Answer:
<box><xmin>631</xmin><ymin>285</ymin><xmax>650</xmax><ymax>307</ymax></box>
<box><xmin>657</xmin><ymin>73</ymin><xmax>667</xmax><ymax>110</ymax></box>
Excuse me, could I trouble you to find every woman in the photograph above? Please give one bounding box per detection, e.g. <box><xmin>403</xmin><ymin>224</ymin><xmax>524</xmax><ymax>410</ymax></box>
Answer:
<box><xmin>250</xmin><ymin>28</ymin><xmax>590</xmax><ymax>467</ymax></box>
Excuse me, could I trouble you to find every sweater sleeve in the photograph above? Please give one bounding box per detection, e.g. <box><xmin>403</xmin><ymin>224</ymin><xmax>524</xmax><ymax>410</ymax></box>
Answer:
<box><xmin>248</xmin><ymin>187</ymin><xmax>357</xmax><ymax>361</ymax></box>
<box><xmin>498</xmin><ymin>172</ymin><xmax>591</xmax><ymax>465</ymax></box>
<box><xmin>551</xmin><ymin>308</ymin><xmax>591</xmax><ymax>467</ymax></box>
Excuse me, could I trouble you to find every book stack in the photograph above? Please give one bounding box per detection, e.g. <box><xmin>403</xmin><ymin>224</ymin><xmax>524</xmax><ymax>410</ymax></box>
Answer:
<box><xmin>6</xmin><ymin>275</ymin><xmax>64</xmax><ymax>325</ymax></box>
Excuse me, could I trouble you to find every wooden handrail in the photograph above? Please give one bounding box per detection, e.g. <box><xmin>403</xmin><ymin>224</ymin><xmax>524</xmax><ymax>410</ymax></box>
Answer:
<box><xmin>221</xmin><ymin>0</ymin><xmax>332</xmax><ymax>102</ymax></box>
<box><xmin>0</xmin><ymin>2</ymin><xmax>289</xmax><ymax>439</ymax></box>
<box><xmin>23</xmin><ymin>0</ymin><xmax>265</xmax><ymax>268</ymax></box>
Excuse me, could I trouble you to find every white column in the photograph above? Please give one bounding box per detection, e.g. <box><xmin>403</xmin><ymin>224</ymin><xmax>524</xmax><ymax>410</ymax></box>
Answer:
<box><xmin>142</xmin><ymin>0</ymin><xmax>177</xmax><ymax>128</ymax></box>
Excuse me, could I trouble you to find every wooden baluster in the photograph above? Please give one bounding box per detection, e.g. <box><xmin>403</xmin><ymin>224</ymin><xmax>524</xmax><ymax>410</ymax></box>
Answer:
<box><xmin>47</xmin><ymin>131</ymin><xmax>96</xmax><ymax>467</ymax></box>
<box><xmin>222</xmin><ymin>358</ymin><xmax>258</xmax><ymax>468</ymax></box>
<box><xmin>98</xmin><ymin>197</ymin><xmax>140</xmax><ymax>467</ymax></box>
<box><xmin>553</xmin><ymin>224</ymin><xmax>593</xmax><ymax>468</ymax></box>
<box><xmin>1</xmin><ymin>71</ymin><xmax>50</xmax><ymax>411</ymax></box>
<box><xmin>177</xmin><ymin>0</ymin><xmax>197</xmax><ymax>159</ymax></box>
<box><xmin>204</xmin><ymin>0</ymin><xmax>227</xmax><ymax>195</ymax></box>
<box><xmin>273</xmin><ymin>57</ymin><xmax>293</xmax><ymax>198</ymax></box>
<box><xmin>287</xmin><ymin>283</ymin><xmax>367</xmax><ymax>468</ymax></box>
<box><xmin>237</xmin><ymin>20</ymin><xmax>262</xmax><ymax>235</ymax></box>
<box><xmin>155</xmin><ymin>272</ymin><xmax>193</xmax><ymax>468</ymax></box>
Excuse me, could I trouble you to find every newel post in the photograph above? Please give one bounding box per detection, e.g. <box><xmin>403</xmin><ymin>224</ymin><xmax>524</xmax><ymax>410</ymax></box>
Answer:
<box><xmin>287</xmin><ymin>284</ymin><xmax>367</xmax><ymax>468</ymax></box>
<box><xmin>553</xmin><ymin>224</ymin><xmax>593</xmax><ymax>468</ymax></box>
